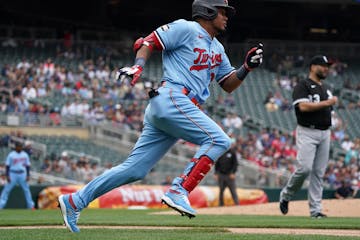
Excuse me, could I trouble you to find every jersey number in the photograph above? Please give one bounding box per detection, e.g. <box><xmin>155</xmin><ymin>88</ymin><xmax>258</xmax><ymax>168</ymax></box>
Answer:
<box><xmin>308</xmin><ymin>94</ymin><xmax>320</xmax><ymax>103</ymax></box>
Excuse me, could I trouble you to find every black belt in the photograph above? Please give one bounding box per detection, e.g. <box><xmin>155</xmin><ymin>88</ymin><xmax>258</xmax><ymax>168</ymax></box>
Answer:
<box><xmin>299</xmin><ymin>124</ymin><xmax>329</xmax><ymax>130</ymax></box>
<box><xmin>10</xmin><ymin>170</ymin><xmax>25</xmax><ymax>174</ymax></box>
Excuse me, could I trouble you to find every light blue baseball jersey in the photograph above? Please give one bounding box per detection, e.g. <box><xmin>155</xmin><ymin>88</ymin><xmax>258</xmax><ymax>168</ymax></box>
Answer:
<box><xmin>6</xmin><ymin>150</ymin><xmax>30</xmax><ymax>172</ymax></box>
<box><xmin>155</xmin><ymin>19</ymin><xmax>235</xmax><ymax>104</ymax></box>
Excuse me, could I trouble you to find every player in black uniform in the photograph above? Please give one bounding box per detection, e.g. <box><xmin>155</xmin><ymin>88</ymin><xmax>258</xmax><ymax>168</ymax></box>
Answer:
<box><xmin>214</xmin><ymin>142</ymin><xmax>239</xmax><ymax>206</ymax></box>
<box><xmin>279</xmin><ymin>55</ymin><xmax>338</xmax><ymax>218</ymax></box>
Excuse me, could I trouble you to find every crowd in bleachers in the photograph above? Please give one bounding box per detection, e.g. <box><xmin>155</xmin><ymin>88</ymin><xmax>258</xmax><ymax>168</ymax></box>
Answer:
<box><xmin>0</xmin><ymin>54</ymin><xmax>149</xmax><ymax>131</ymax></box>
<box><xmin>0</xmin><ymin>130</ymin><xmax>117</xmax><ymax>185</ymax></box>
<box><xmin>0</xmin><ymin>43</ymin><xmax>359</xmax><ymax>189</ymax></box>
<box><xmin>39</xmin><ymin>151</ymin><xmax>112</xmax><ymax>183</ymax></box>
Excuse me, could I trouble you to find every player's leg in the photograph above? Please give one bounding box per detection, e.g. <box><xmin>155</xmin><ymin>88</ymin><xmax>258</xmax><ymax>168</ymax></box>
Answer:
<box><xmin>280</xmin><ymin>126</ymin><xmax>318</xmax><ymax>212</ymax></box>
<box><xmin>150</xmin><ymin>87</ymin><xmax>231</xmax><ymax>216</ymax></box>
<box><xmin>72</xmin><ymin>121</ymin><xmax>177</xmax><ymax>210</ymax></box>
<box><xmin>18</xmin><ymin>173</ymin><xmax>34</xmax><ymax>209</ymax></box>
<box><xmin>227</xmin><ymin>176</ymin><xmax>239</xmax><ymax>205</ymax></box>
<box><xmin>308</xmin><ymin>129</ymin><xmax>330</xmax><ymax>217</ymax></box>
<box><xmin>218</xmin><ymin>174</ymin><xmax>226</xmax><ymax>206</ymax></box>
<box><xmin>0</xmin><ymin>173</ymin><xmax>17</xmax><ymax>208</ymax></box>
<box><xmin>58</xmin><ymin>118</ymin><xmax>177</xmax><ymax>232</ymax></box>
<box><xmin>148</xmin><ymin>86</ymin><xmax>231</xmax><ymax>161</ymax></box>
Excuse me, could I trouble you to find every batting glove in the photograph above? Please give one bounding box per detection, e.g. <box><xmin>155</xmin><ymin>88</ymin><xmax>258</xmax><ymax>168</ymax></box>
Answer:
<box><xmin>244</xmin><ymin>43</ymin><xmax>263</xmax><ymax>71</ymax></box>
<box><xmin>116</xmin><ymin>65</ymin><xmax>143</xmax><ymax>86</ymax></box>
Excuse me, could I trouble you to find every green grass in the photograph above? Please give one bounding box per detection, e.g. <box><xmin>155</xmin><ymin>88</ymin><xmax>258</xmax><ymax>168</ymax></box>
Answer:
<box><xmin>0</xmin><ymin>209</ymin><xmax>359</xmax><ymax>239</ymax></box>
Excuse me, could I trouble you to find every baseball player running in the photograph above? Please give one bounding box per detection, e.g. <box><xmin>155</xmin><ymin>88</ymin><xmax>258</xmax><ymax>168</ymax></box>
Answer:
<box><xmin>0</xmin><ymin>142</ymin><xmax>34</xmax><ymax>209</ymax></box>
<box><xmin>279</xmin><ymin>55</ymin><xmax>337</xmax><ymax>218</ymax></box>
<box><xmin>58</xmin><ymin>0</ymin><xmax>263</xmax><ymax>232</ymax></box>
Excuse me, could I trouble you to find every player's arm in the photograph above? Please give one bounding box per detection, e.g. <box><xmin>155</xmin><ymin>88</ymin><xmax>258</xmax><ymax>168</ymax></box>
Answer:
<box><xmin>5</xmin><ymin>165</ymin><xmax>10</xmax><ymax>182</ymax></box>
<box><xmin>117</xmin><ymin>32</ymin><xmax>163</xmax><ymax>86</ymax></box>
<box><xmin>297</xmin><ymin>97</ymin><xmax>338</xmax><ymax>112</ymax></box>
<box><xmin>221</xmin><ymin>43</ymin><xmax>263</xmax><ymax>93</ymax></box>
<box><xmin>132</xmin><ymin>31</ymin><xmax>163</xmax><ymax>64</ymax></box>
<box><xmin>26</xmin><ymin>166</ymin><xmax>30</xmax><ymax>181</ymax></box>
<box><xmin>5</xmin><ymin>154</ymin><xmax>11</xmax><ymax>182</ymax></box>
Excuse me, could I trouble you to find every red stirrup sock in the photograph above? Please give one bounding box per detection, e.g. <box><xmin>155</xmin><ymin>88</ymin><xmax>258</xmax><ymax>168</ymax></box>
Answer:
<box><xmin>181</xmin><ymin>155</ymin><xmax>214</xmax><ymax>193</ymax></box>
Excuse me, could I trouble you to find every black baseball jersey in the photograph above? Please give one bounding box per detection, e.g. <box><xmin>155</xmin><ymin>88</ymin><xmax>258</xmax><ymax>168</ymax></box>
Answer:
<box><xmin>215</xmin><ymin>149</ymin><xmax>238</xmax><ymax>174</ymax></box>
<box><xmin>292</xmin><ymin>78</ymin><xmax>333</xmax><ymax>129</ymax></box>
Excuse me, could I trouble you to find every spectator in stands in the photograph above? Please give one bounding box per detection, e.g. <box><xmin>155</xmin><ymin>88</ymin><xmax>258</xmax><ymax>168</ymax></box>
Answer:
<box><xmin>331</xmin><ymin>111</ymin><xmax>343</xmax><ymax>130</ymax></box>
<box><xmin>36</xmin><ymin>82</ymin><xmax>48</xmax><ymax>98</ymax></box>
<box><xmin>335</xmin><ymin>180</ymin><xmax>356</xmax><ymax>199</ymax></box>
<box><xmin>14</xmin><ymin>95</ymin><xmax>29</xmax><ymax>113</ymax></box>
<box><xmin>224</xmin><ymin>94</ymin><xmax>235</xmax><ymax>107</ymax></box>
<box><xmin>16</xmin><ymin>58</ymin><xmax>31</xmax><ymax>70</ymax></box>
<box><xmin>61</xmin><ymin>82</ymin><xmax>73</xmax><ymax>96</ymax></box>
<box><xmin>222</xmin><ymin>111</ymin><xmax>243</xmax><ymax>133</ymax></box>
<box><xmin>341</xmin><ymin>135</ymin><xmax>354</xmax><ymax>151</ymax></box>
<box><xmin>81</xmin><ymin>162</ymin><xmax>94</xmax><ymax>183</ymax></box>
<box><xmin>69</xmin><ymin>98</ymin><xmax>82</xmax><ymax>116</ymax></box>
<box><xmin>43</xmin><ymin>58</ymin><xmax>55</xmax><ymax>77</ymax></box>
<box><xmin>23</xmin><ymin>141</ymin><xmax>33</xmax><ymax>157</ymax></box>
<box><xmin>280</xmin><ymin>99</ymin><xmax>292</xmax><ymax>111</ymax></box>
<box><xmin>324</xmin><ymin>161</ymin><xmax>337</xmax><ymax>189</ymax></box>
<box><xmin>0</xmin><ymin>97</ymin><xmax>8</xmax><ymax>113</ymax></box>
<box><xmin>40</xmin><ymin>157</ymin><xmax>52</xmax><ymax>174</ymax></box>
<box><xmin>103</xmin><ymin>100</ymin><xmax>115</xmax><ymax>114</ymax></box>
<box><xmin>273</xmin><ymin>92</ymin><xmax>284</xmax><ymax>108</ymax></box>
<box><xmin>265</xmin><ymin>98</ymin><xmax>278</xmax><ymax>112</ymax></box>
<box><xmin>59</xmin><ymin>151</ymin><xmax>70</xmax><ymax>171</ymax></box>
<box><xmin>49</xmin><ymin>107</ymin><xmax>61</xmax><ymax>126</ymax></box>
<box><xmin>22</xmin><ymin>82</ymin><xmax>37</xmax><ymax>100</ymax></box>
<box><xmin>78</xmin><ymin>99</ymin><xmax>90</xmax><ymax>116</ymax></box>
<box><xmin>61</xmin><ymin>101</ymin><xmax>72</xmax><ymax>117</ymax></box>
<box><xmin>278</xmin><ymin>76</ymin><xmax>292</xmax><ymax>91</ymax></box>
<box><xmin>52</xmin><ymin>158</ymin><xmax>64</xmax><ymax>175</ymax></box>
<box><xmin>344</xmin><ymin>144</ymin><xmax>358</xmax><ymax>166</ymax></box>
<box><xmin>90</xmin><ymin>102</ymin><xmax>105</xmax><ymax>124</ymax></box>
<box><xmin>333</xmin><ymin>125</ymin><xmax>345</xmax><ymax>142</ymax></box>
<box><xmin>90</xmin><ymin>162</ymin><xmax>102</xmax><ymax>178</ymax></box>
<box><xmin>65</xmin><ymin>162</ymin><xmax>82</xmax><ymax>182</ymax></box>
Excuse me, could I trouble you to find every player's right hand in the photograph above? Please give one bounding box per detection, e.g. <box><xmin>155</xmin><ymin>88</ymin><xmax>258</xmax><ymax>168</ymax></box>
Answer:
<box><xmin>116</xmin><ymin>65</ymin><xmax>143</xmax><ymax>86</ymax></box>
<box><xmin>329</xmin><ymin>96</ymin><xmax>338</xmax><ymax>106</ymax></box>
<box><xmin>244</xmin><ymin>43</ymin><xmax>263</xmax><ymax>71</ymax></box>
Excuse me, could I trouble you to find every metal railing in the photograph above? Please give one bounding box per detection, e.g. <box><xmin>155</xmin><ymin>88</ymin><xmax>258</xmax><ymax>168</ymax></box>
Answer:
<box><xmin>30</xmin><ymin>171</ymin><xmax>83</xmax><ymax>185</ymax></box>
<box><xmin>88</xmin><ymin>123</ymin><xmax>291</xmax><ymax>187</ymax></box>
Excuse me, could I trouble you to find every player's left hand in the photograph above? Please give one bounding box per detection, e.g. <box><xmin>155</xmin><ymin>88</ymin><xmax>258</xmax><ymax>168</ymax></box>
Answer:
<box><xmin>244</xmin><ymin>43</ymin><xmax>263</xmax><ymax>71</ymax></box>
<box><xmin>116</xmin><ymin>65</ymin><xmax>143</xmax><ymax>86</ymax></box>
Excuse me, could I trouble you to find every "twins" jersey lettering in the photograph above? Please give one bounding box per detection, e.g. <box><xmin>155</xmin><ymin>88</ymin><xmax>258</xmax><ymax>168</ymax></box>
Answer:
<box><xmin>155</xmin><ymin>19</ymin><xmax>235</xmax><ymax>103</ymax></box>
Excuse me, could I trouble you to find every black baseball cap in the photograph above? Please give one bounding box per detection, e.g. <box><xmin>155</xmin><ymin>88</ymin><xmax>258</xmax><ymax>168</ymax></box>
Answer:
<box><xmin>14</xmin><ymin>141</ymin><xmax>23</xmax><ymax>148</ymax></box>
<box><xmin>309</xmin><ymin>55</ymin><xmax>332</xmax><ymax>67</ymax></box>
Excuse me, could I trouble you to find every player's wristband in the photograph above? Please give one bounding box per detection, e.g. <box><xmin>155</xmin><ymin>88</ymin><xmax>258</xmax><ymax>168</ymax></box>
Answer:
<box><xmin>134</xmin><ymin>57</ymin><xmax>146</xmax><ymax>68</ymax></box>
<box><xmin>235</xmin><ymin>65</ymin><xmax>249</xmax><ymax>81</ymax></box>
